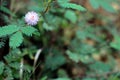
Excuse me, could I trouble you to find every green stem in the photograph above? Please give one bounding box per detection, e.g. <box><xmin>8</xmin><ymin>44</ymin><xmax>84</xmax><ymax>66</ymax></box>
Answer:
<box><xmin>43</xmin><ymin>0</ymin><xmax>52</xmax><ymax>14</ymax></box>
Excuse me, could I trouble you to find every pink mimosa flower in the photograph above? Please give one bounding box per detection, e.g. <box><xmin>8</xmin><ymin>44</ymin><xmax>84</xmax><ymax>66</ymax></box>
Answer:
<box><xmin>25</xmin><ymin>11</ymin><xmax>39</xmax><ymax>26</ymax></box>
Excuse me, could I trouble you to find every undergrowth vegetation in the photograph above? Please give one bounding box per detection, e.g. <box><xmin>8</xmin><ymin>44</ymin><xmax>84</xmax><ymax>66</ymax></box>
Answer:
<box><xmin>0</xmin><ymin>0</ymin><xmax>120</xmax><ymax>80</ymax></box>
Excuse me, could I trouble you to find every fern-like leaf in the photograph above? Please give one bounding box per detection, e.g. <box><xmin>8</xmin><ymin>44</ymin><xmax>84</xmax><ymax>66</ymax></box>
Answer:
<box><xmin>21</xmin><ymin>26</ymin><xmax>37</xmax><ymax>36</ymax></box>
<box><xmin>57</xmin><ymin>0</ymin><xmax>86</xmax><ymax>11</ymax></box>
<box><xmin>4</xmin><ymin>49</ymin><xmax>22</xmax><ymax>63</ymax></box>
<box><xmin>0</xmin><ymin>25</ymin><xmax>20</xmax><ymax>37</ymax></box>
<box><xmin>9</xmin><ymin>31</ymin><xmax>23</xmax><ymax>48</ymax></box>
<box><xmin>8</xmin><ymin>62</ymin><xmax>20</xmax><ymax>69</ymax></box>
<box><xmin>0</xmin><ymin>62</ymin><xmax>4</xmax><ymax>75</ymax></box>
<box><xmin>60</xmin><ymin>3</ymin><xmax>86</xmax><ymax>11</ymax></box>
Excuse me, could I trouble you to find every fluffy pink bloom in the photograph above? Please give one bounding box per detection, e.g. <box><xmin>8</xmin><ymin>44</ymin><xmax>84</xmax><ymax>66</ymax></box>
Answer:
<box><xmin>25</xmin><ymin>11</ymin><xmax>39</xmax><ymax>26</ymax></box>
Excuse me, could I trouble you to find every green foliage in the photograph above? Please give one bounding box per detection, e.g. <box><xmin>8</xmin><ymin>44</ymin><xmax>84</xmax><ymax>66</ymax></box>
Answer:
<box><xmin>0</xmin><ymin>6</ymin><xmax>15</xmax><ymax>17</ymax></box>
<box><xmin>8</xmin><ymin>62</ymin><xmax>21</xmax><ymax>69</ymax></box>
<box><xmin>4</xmin><ymin>49</ymin><xmax>22</xmax><ymax>63</ymax></box>
<box><xmin>43</xmin><ymin>22</ymin><xmax>54</xmax><ymax>31</ymax></box>
<box><xmin>0</xmin><ymin>38</ymin><xmax>5</xmax><ymax>48</ymax></box>
<box><xmin>110</xmin><ymin>35</ymin><xmax>120</xmax><ymax>50</ymax></box>
<box><xmin>1</xmin><ymin>49</ymin><xmax>32</xmax><ymax>79</ymax></box>
<box><xmin>53</xmin><ymin>78</ymin><xmax>71</xmax><ymax>80</ymax></box>
<box><xmin>66</xmin><ymin>50</ymin><xmax>81</xmax><ymax>63</ymax></box>
<box><xmin>4</xmin><ymin>66</ymin><xmax>13</xmax><ymax>80</ymax></box>
<box><xmin>57</xmin><ymin>0</ymin><xmax>86</xmax><ymax>11</ymax></box>
<box><xmin>64</xmin><ymin>10</ymin><xmax>77</xmax><ymax>23</ymax></box>
<box><xmin>0</xmin><ymin>62</ymin><xmax>5</xmax><ymax>75</ymax></box>
<box><xmin>89</xmin><ymin>0</ymin><xmax>116</xmax><ymax>13</ymax></box>
<box><xmin>66</xmin><ymin>50</ymin><xmax>94</xmax><ymax>63</ymax></box>
<box><xmin>83</xmin><ymin>78</ymin><xmax>97</xmax><ymax>80</ymax></box>
<box><xmin>57</xmin><ymin>69</ymin><xmax>68</xmax><ymax>78</ymax></box>
<box><xmin>9</xmin><ymin>31</ymin><xmax>23</xmax><ymax>48</ymax></box>
<box><xmin>21</xmin><ymin>26</ymin><xmax>37</xmax><ymax>36</ymax></box>
<box><xmin>0</xmin><ymin>25</ymin><xmax>20</xmax><ymax>37</ymax></box>
<box><xmin>45</xmin><ymin>53</ymin><xmax>66</xmax><ymax>70</ymax></box>
<box><xmin>89</xmin><ymin>0</ymin><xmax>100</xmax><ymax>9</ymax></box>
<box><xmin>40</xmin><ymin>76</ymin><xmax>48</xmax><ymax>80</ymax></box>
<box><xmin>89</xmin><ymin>61</ymin><xmax>111</xmax><ymax>73</ymax></box>
<box><xmin>0</xmin><ymin>0</ymin><xmax>119</xmax><ymax>80</ymax></box>
<box><xmin>108</xmin><ymin>73</ymin><xmax>120</xmax><ymax>80</ymax></box>
<box><xmin>0</xmin><ymin>25</ymin><xmax>38</xmax><ymax>48</ymax></box>
<box><xmin>76</xmin><ymin>26</ymin><xmax>103</xmax><ymax>42</ymax></box>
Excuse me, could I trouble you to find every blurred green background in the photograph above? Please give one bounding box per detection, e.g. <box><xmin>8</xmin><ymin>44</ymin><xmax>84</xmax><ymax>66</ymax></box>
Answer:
<box><xmin>0</xmin><ymin>0</ymin><xmax>120</xmax><ymax>80</ymax></box>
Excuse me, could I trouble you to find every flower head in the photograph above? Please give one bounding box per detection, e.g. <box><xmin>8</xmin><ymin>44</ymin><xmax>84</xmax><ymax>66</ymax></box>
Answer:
<box><xmin>25</xmin><ymin>11</ymin><xmax>39</xmax><ymax>26</ymax></box>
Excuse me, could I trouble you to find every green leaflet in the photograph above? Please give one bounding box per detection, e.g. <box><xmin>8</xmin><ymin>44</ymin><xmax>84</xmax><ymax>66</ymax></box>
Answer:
<box><xmin>0</xmin><ymin>62</ymin><xmax>4</xmax><ymax>75</ymax></box>
<box><xmin>89</xmin><ymin>61</ymin><xmax>111</xmax><ymax>74</ymax></box>
<box><xmin>0</xmin><ymin>25</ymin><xmax>20</xmax><ymax>37</ymax></box>
<box><xmin>66</xmin><ymin>50</ymin><xmax>93</xmax><ymax>63</ymax></box>
<box><xmin>110</xmin><ymin>35</ymin><xmax>120</xmax><ymax>50</ymax></box>
<box><xmin>43</xmin><ymin>22</ymin><xmax>54</xmax><ymax>31</ymax></box>
<box><xmin>99</xmin><ymin>0</ymin><xmax>116</xmax><ymax>13</ymax></box>
<box><xmin>4</xmin><ymin>49</ymin><xmax>22</xmax><ymax>63</ymax></box>
<box><xmin>89</xmin><ymin>0</ymin><xmax>100</xmax><ymax>9</ymax></box>
<box><xmin>60</xmin><ymin>3</ymin><xmax>86</xmax><ymax>11</ymax></box>
<box><xmin>64</xmin><ymin>10</ymin><xmax>77</xmax><ymax>23</ymax></box>
<box><xmin>9</xmin><ymin>31</ymin><xmax>23</xmax><ymax>48</ymax></box>
<box><xmin>21</xmin><ymin>26</ymin><xmax>37</xmax><ymax>36</ymax></box>
<box><xmin>57</xmin><ymin>0</ymin><xmax>86</xmax><ymax>11</ymax></box>
<box><xmin>66</xmin><ymin>50</ymin><xmax>80</xmax><ymax>63</ymax></box>
<box><xmin>45</xmin><ymin>54</ymin><xmax>66</xmax><ymax>70</ymax></box>
<box><xmin>89</xmin><ymin>0</ymin><xmax>116</xmax><ymax>13</ymax></box>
